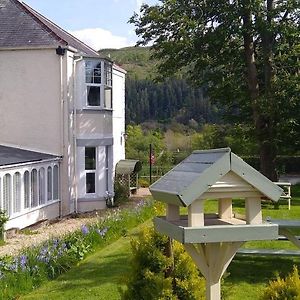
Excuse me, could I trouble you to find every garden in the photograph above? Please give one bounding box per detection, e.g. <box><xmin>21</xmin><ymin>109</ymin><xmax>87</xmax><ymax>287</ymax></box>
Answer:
<box><xmin>0</xmin><ymin>185</ymin><xmax>298</xmax><ymax>299</ymax></box>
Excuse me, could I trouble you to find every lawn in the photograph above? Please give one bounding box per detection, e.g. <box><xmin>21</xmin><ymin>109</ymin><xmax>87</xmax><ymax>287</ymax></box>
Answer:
<box><xmin>20</xmin><ymin>221</ymin><xmax>151</xmax><ymax>300</ymax></box>
<box><xmin>21</xmin><ymin>185</ymin><xmax>300</xmax><ymax>300</ymax></box>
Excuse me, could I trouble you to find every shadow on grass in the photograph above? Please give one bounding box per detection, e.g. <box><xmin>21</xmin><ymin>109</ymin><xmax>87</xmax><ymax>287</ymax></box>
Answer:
<box><xmin>45</xmin><ymin>251</ymin><xmax>131</xmax><ymax>294</ymax></box>
<box><xmin>228</xmin><ymin>256</ymin><xmax>300</xmax><ymax>285</ymax></box>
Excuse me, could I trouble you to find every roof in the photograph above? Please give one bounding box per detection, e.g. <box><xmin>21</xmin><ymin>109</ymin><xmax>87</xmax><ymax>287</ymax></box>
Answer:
<box><xmin>0</xmin><ymin>0</ymin><xmax>99</xmax><ymax>56</ymax></box>
<box><xmin>150</xmin><ymin>148</ymin><xmax>283</xmax><ymax>206</ymax></box>
<box><xmin>115</xmin><ymin>160</ymin><xmax>142</xmax><ymax>175</ymax></box>
<box><xmin>0</xmin><ymin>145</ymin><xmax>60</xmax><ymax>167</ymax></box>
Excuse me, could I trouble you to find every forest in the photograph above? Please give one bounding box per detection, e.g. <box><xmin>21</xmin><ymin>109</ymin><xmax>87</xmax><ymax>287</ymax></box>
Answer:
<box><xmin>100</xmin><ymin>46</ymin><xmax>300</xmax><ymax>178</ymax></box>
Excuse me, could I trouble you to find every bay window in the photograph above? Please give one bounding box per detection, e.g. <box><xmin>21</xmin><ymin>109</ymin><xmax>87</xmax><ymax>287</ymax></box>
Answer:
<box><xmin>85</xmin><ymin>60</ymin><xmax>112</xmax><ymax>109</ymax></box>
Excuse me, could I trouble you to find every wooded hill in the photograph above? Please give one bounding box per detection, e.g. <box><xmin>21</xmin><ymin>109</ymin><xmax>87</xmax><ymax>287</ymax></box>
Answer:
<box><xmin>100</xmin><ymin>47</ymin><xmax>222</xmax><ymax>127</ymax></box>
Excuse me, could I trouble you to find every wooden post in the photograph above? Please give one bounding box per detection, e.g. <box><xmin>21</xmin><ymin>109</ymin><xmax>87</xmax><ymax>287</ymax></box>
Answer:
<box><xmin>166</xmin><ymin>204</ymin><xmax>180</xmax><ymax>221</ymax></box>
<box><xmin>188</xmin><ymin>199</ymin><xmax>204</xmax><ymax>227</ymax></box>
<box><xmin>218</xmin><ymin>198</ymin><xmax>232</xmax><ymax>219</ymax></box>
<box><xmin>245</xmin><ymin>198</ymin><xmax>262</xmax><ymax>224</ymax></box>
<box><xmin>184</xmin><ymin>241</ymin><xmax>244</xmax><ymax>300</ymax></box>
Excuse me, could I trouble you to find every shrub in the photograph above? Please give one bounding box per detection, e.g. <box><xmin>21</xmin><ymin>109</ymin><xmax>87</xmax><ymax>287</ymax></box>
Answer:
<box><xmin>0</xmin><ymin>210</ymin><xmax>9</xmax><ymax>241</ymax></box>
<box><xmin>123</xmin><ymin>227</ymin><xmax>205</xmax><ymax>300</ymax></box>
<box><xmin>113</xmin><ymin>181</ymin><xmax>130</xmax><ymax>207</ymax></box>
<box><xmin>261</xmin><ymin>266</ymin><xmax>300</xmax><ymax>300</ymax></box>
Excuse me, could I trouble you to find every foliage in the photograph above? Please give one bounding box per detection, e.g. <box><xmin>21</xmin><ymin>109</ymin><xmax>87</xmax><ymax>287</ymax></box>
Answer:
<box><xmin>126</xmin><ymin>125</ymin><xmax>172</xmax><ymax>167</ymax></box>
<box><xmin>191</xmin><ymin>124</ymin><xmax>258</xmax><ymax>155</ymax></box>
<box><xmin>126</xmin><ymin>78</ymin><xmax>220</xmax><ymax>125</ymax></box>
<box><xmin>123</xmin><ymin>227</ymin><xmax>206</xmax><ymax>300</ymax></box>
<box><xmin>113</xmin><ymin>181</ymin><xmax>130</xmax><ymax>207</ymax></box>
<box><xmin>130</xmin><ymin>0</ymin><xmax>300</xmax><ymax>180</ymax></box>
<box><xmin>0</xmin><ymin>200</ymin><xmax>158</xmax><ymax>300</ymax></box>
<box><xmin>261</xmin><ymin>266</ymin><xmax>300</xmax><ymax>300</ymax></box>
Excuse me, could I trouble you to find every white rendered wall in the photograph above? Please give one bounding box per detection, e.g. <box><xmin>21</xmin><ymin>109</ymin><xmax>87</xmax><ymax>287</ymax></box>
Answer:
<box><xmin>112</xmin><ymin>67</ymin><xmax>126</xmax><ymax>171</ymax></box>
<box><xmin>0</xmin><ymin>49</ymin><xmax>62</xmax><ymax>155</ymax></box>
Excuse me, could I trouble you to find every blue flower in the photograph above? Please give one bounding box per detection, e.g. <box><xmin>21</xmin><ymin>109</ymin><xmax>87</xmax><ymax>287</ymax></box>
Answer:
<box><xmin>19</xmin><ymin>255</ymin><xmax>27</xmax><ymax>271</ymax></box>
<box><xmin>96</xmin><ymin>227</ymin><xmax>108</xmax><ymax>237</ymax></box>
<box><xmin>81</xmin><ymin>225</ymin><xmax>89</xmax><ymax>235</ymax></box>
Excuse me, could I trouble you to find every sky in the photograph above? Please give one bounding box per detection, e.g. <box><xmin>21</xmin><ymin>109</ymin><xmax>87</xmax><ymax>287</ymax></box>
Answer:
<box><xmin>22</xmin><ymin>0</ymin><xmax>158</xmax><ymax>50</ymax></box>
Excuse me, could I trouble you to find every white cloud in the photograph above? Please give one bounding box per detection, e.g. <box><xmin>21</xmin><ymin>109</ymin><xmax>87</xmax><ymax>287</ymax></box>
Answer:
<box><xmin>69</xmin><ymin>28</ymin><xmax>134</xmax><ymax>50</ymax></box>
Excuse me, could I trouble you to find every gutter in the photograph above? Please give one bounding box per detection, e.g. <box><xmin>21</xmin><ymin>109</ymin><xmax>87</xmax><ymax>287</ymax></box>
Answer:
<box><xmin>72</xmin><ymin>55</ymin><xmax>84</xmax><ymax>213</ymax></box>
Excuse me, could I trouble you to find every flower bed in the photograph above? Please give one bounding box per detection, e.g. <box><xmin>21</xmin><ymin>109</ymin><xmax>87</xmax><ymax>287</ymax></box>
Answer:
<box><xmin>0</xmin><ymin>199</ymin><xmax>161</xmax><ymax>300</ymax></box>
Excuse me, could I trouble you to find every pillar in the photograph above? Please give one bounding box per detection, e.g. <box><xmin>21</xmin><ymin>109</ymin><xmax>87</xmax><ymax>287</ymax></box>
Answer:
<box><xmin>245</xmin><ymin>197</ymin><xmax>262</xmax><ymax>224</ymax></box>
<box><xmin>188</xmin><ymin>199</ymin><xmax>204</xmax><ymax>226</ymax></box>
<box><xmin>166</xmin><ymin>204</ymin><xmax>180</xmax><ymax>221</ymax></box>
<box><xmin>218</xmin><ymin>198</ymin><xmax>232</xmax><ymax>219</ymax></box>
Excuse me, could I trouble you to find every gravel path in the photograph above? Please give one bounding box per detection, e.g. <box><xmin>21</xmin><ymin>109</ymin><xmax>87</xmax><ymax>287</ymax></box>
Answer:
<box><xmin>0</xmin><ymin>189</ymin><xmax>151</xmax><ymax>257</ymax></box>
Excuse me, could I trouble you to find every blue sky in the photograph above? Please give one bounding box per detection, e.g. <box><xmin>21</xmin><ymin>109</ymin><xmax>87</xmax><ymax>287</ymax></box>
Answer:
<box><xmin>22</xmin><ymin>0</ymin><xmax>158</xmax><ymax>50</ymax></box>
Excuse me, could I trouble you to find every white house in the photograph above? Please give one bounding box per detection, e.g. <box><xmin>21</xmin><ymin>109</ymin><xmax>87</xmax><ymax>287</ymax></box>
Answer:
<box><xmin>0</xmin><ymin>0</ymin><xmax>126</xmax><ymax>229</ymax></box>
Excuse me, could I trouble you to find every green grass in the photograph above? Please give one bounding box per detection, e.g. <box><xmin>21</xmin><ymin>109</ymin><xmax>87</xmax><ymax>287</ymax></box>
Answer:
<box><xmin>20</xmin><ymin>221</ymin><xmax>151</xmax><ymax>300</ymax></box>
<box><xmin>21</xmin><ymin>185</ymin><xmax>300</xmax><ymax>300</ymax></box>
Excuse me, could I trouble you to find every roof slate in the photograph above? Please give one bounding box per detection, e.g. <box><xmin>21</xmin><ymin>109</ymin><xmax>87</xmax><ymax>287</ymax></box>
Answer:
<box><xmin>150</xmin><ymin>148</ymin><xmax>283</xmax><ymax>206</ymax></box>
<box><xmin>0</xmin><ymin>145</ymin><xmax>60</xmax><ymax>167</ymax></box>
<box><xmin>0</xmin><ymin>0</ymin><xmax>99</xmax><ymax>56</ymax></box>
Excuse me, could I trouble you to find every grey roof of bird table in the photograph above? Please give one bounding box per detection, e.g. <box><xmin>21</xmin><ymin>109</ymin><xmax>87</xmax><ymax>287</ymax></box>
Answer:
<box><xmin>150</xmin><ymin>148</ymin><xmax>282</xmax><ymax>207</ymax></box>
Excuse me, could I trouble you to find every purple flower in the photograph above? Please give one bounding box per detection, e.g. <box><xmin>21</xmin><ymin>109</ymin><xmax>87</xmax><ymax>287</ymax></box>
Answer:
<box><xmin>19</xmin><ymin>255</ymin><xmax>27</xmax><ymax>271</ymax></box>
<box><xmin>96</xmin><ymin>227</ymin><xmax>108</xmax><ymax>237</ymax></box>
<box><xmin>81</xmin><ymin>225</ymin><xmax>89</xmax><ymax>235</ymax></box>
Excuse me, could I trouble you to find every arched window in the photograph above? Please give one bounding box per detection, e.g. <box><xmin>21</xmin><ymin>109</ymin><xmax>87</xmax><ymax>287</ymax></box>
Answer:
<box><xmin>39</xmin><ymin>168</ymin><xmax>45</xmax><ymax>205</ymax></box>
<box><xmin>53</xmin><ymin>165</ymin><xmax>59</xmax><ymax>200</ymax></box>
<box><xmin>31</xmin><ymin>169</ymin><xmax>38</xmax><ymax>207</ymax></box>
<box><xmin>13</xmin><ymin>172</ymin><xmax>21</xmax><ymax>214</ymax></box>
<box><xmin>24</xmin><ymin>171</ymin><xmax>30</xmax><ymax>209</ymax></box>
<box><xmin>47</xmin><ymin>166</ymin><xmax>52</xmax><ymax>201</ymax></box>
<box><xmin>3</xmin><ymin>174</ymin><xmax>11</xmax><ymax>216</ymax></box>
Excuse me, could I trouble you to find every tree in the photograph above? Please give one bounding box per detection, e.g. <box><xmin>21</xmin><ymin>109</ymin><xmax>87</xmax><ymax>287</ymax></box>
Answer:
<box><xmin>130</xmin><ymin>0</ymin><xmax>300</xmax><ymax>180</ymax></box>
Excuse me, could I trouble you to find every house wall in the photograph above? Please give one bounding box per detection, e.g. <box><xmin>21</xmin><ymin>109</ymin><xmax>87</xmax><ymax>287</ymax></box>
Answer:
<box><xmin>73</xmin><ymin>60</ymin><xmax>125</xmax><ymax>212</ymax></box>
<box><xmin>0</xmin><ymin>49</ymin><xmax>62</xmax><ymax>155</ymax></box>
<box><xmin>112</xmin><ymin>67</ymin><xmax>126</xmax><ymax>171</ymax></box>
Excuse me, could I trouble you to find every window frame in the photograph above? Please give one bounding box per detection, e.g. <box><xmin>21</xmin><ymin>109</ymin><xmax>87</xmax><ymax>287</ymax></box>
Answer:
<box><xmin>84</xmin><ymin>59</ymin><xmax>113</xmax><ymax>110</ymax></box>
<box><xmin>84</xmin><ymin>147</ymin><xmax>97</xmax><ymax>195</ymax></box>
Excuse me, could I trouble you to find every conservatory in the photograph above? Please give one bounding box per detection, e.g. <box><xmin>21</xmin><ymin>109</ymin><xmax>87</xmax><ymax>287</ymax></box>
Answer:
<box><xmin>0</xmin><ymin>145</ymin><xmax>61</xmax><ymax>230</ymax></box>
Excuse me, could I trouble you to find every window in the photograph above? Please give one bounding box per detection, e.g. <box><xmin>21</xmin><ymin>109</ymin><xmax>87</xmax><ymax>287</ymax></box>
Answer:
<box><xmin>53</xmin><ymin>165</ymin><xmax>59</xmax><ymax>200</ymax></box>
<box><xmin>13</xmin><ymin>172</ymin><xmax>21</xmax><ymax>214</ymax></box>
<box><xmin>31</xmin><ymin>169</ymin><xmax>38</xmax><ymax>207</ymax></box>
<box><xmin>3</xmin><ymin>174</ymin><xmax>11</xmax><ymax>216</ymax></box>
<box><xmin>24</xmin><ymin>171</ymin><xmax>30</xmax><ymax>208</ymax></box>
<box><xmin>85</xmin><ymin>147</ymin><xmax>96</xmax><ymax>194</ymax></box>
<box><xmin>47</xmin><ymin>166</ymin><xmax>53</xmax><ymax>201</ymax></box>
<box><xmin>85</xmin><ymin>60</ymin><xmax>112</xmax><ymax>109</ymax></box>
<box><xmin>39</xmin><ymin>168</ymin><xmax>45</xmax><ymax>205</ymax></box>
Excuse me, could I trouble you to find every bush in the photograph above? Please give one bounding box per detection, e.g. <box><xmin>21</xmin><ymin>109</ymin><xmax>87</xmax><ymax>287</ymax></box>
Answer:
<box><xmin>261</xmin><ymin>266</ymin><xmax>300</xmax><ymax>300</ymax></box>
<box><xmin>123</xmin><ymin>227</ymin><xmax>205</xmax><ymax>300</ymax></box>
<box><xmin>113</xmin><ymin>182</ymin><xmax>130</xmax><ymax>207</ymax></box>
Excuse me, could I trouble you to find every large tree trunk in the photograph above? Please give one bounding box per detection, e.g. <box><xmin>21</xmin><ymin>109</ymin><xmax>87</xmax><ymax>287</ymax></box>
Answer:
<box><xmin>242</xmin><ymin>2</ymin><xmax>278</xmax><ymax>181</ymax></box>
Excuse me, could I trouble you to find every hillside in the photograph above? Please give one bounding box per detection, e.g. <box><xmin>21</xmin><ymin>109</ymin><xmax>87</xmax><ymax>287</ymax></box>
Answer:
<box><xmin>99</xmin><ymin>47</ymin><xmax>222</xmax><ymax>127</ymax></box>
<box><xmin>100</xmin><ymin>47</ymin><xmax>157</xmax><ymax>80</ymax></box>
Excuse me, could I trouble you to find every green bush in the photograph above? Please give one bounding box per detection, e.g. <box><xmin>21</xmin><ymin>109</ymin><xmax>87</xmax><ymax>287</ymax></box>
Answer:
<box><xmin>123</xmin><ymin>227</ymin><xmax>205</xmax><ymax>300</ymax></box>
<box><xmin>113</xmin><ymin>182</ymin><xmax>130</xmax><ymax>206</ymax></box>
<box><xmin>261</xmin><ymin>266</ymin><xmax>300</xmax><ymax>300</ymax></box>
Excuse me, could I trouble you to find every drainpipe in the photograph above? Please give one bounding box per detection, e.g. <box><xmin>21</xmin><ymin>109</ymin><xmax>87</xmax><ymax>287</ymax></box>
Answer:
<box><xmin>57</xmin><ymin>46</ymin><xmax>66</xmax><ymax>218</ymax></box>
<box><xmin>73</xmin><ymin>56</ymin><xmax>83</xmax><ymax>214</ymax></box>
